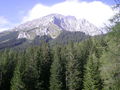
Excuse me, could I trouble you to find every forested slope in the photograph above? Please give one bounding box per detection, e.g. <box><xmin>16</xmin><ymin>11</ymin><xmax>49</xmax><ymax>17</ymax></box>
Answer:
<box><xmin>0</xmin><ymin>22</ymin><xmax>120</xmax><ymax>90</ymax></box>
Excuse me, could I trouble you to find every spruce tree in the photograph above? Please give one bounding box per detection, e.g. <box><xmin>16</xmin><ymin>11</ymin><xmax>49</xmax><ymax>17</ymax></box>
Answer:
<box><xmin>66</xmin><ymin>43</ymin><xmax>82</xmax><ymax>90</ymax></box>
<box><xmin>22</xmin><ymin>48</ymin><xmax>38</xmax><ymax>90</ymax></box>
<box><xmin>50</xmin><ymin>46</ymin><xmax>66</xmax><ymax>90</ymax></box>
<box><xmin>0</xmin><ymin>50</ymin><xmax>17</xmax><ymax>90</ymax></box>
<box><xmin>10</xmin><ymin>56</ymin><xmax>25</xmax><ymax>90</ymax></box>
<box><xmin>100</xmin><ymin>23</ymin><xmax>120</xmax><ymax>90</ymax></box>
<box><xmin>83</xmin><ymin>53</ymin><xmax>102</xmax><ymax>90</ymax></box>
<box><xmin>73</xmin><ymin>42</ymin><xmax>91</xmax><ymax>90</ymax></box>
<box><xmin>36</xmin><ymin>42</ymin><xmax>52</xmax><ymax>90</ymax></box>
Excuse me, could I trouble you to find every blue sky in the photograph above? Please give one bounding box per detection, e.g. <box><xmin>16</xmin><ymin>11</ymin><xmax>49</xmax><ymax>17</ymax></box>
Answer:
<box><xmin>0</xmin><ymin>0</ymin><xmax>115</xmax><ymax>31</ymax></box>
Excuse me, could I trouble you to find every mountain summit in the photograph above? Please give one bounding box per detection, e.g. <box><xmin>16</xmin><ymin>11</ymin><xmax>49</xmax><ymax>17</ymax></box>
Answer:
<box><xmin>13</xmin><ymin>14</ymin><xmax>102</xmax><ymax>40</ymax></box>
<box><xmin>0</xmin><ymin>14</ymin><xmax>103</xmax><ymax>49</ymax></box>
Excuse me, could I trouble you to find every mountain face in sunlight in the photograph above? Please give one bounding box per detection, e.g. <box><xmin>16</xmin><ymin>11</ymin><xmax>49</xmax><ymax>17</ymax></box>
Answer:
<box><xmin>15</xmin><ymin>14</ymin><xmax>101</xmax><ymax>40</ymax></box>
<box><xmin>0</xmin><ymin>14</ymin><xmax>103</xmax><ymax>49</ymax></box>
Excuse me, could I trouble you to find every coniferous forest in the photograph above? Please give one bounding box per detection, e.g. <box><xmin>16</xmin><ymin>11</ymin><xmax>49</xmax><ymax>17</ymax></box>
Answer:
<box><xmin>0</xmin><ymin>22</ymin><xmax>120</xmax><ymax>90</ymax></box>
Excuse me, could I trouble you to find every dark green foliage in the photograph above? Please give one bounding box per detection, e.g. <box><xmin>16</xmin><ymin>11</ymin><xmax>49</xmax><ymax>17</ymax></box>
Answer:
<box><xmin>0</xmin><ymin>31</ymin><xmax>89</xmax><ymax>50</ymax></box>
<box><xmin>22</xmin><ymin>48</ymin><xmax>38</xmax><ymax>90</ymax></box>
<box><xmin>65</xmin><ymin>43</ymin><xmax>83</xmax><ymax>90</ymax></box>
<box><xmin>100</xmin><ymin>23</ymin><xmax>120</xmax><ymax>90</ymax></box>
<box><xmin>50</xmin><ymin>31</ymin><xmax>89</xmax><ymax>45</ymax></box>
<box><xmin>35</xmin><ymin>43</ymin><xmax>52</xmax><ymax>90</ymax></box>
<box><xmin>0</xmin><ymin>50</ymin><xmax>17</xmax><ymax>90</ymax></box>
<box><xmin>0</xmin><ymin>38</ymin><xmax>26</xmax><ymax>50</ymax></box>
<box><xmin>33</xmin><ymin>35</ymin><xmax>52</xmax><ymax>45</ymax></box>
<box><xmin>0</xmin><ymin>22</ymin><xmax>120</xmax><ymax>90</ymax></box>
<box><xmin>10</xmin><ymin>56</ymin><xmax>25</xmax><ymax>90</ymax></box>
<box><xmin>50</xmin><ymin>46</ymin><xmax>66</xmax><ymax>90</ymax></box>
<box><xmin>83</xmin><ymin>53</ymin><xmax>102</xmax><ymax>90</ymax></box>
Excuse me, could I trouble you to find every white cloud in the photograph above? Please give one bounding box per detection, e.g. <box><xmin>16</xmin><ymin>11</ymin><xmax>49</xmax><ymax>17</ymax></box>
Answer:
<box><xmin>0</xmin><ymin>16</ymin><xmax>16</xmax><ymax>32</ymax></box>
<box><xmin>0</xmin><ymin>16</ymin><xmax>10</xmax><ymax>32</ymax></box>
<box><xmin>0</xmin><ymin>17</ymin><xmax>9</xmax><ymax>26</ymax></box>
<box><xmin>0</xmin><ymin>28</ymin><xmax>9</xmax><ymax>32</ymax></box>
<box><xmin>22</xmin><ymin>1</ymin><xmax>114</xmax><ymax>27</ymax></box>
<box><xmin>22</xmin><ymin>4</ymin><xmax>51</xmax><ymax>22</ymax></box>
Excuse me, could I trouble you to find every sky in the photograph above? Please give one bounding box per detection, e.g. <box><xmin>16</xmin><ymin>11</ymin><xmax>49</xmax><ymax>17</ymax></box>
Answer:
<box><xmin>0</xmin><ymin>0</ymin><xmax>116</xmax><ymax>32</ymax></box>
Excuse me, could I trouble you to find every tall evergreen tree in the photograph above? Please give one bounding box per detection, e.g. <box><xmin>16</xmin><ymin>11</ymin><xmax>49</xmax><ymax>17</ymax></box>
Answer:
<box><xmin>83</xmin><ymin>53</ymin><xmax>102</xmax><ymax>90</ymax></box>
<box><xmin>100</xmin><ymin>23</ymin><xmax>120</xmax><ymax>90</ymax></box>
<box><xmin>10</xmin><ymin>56</ymin><xmax>25</xmax><ymax>90</ymax></box>
<box><xmin>36</xmin><ymin>42</ymin><xmax>52</xmax><ymax>90</ymax></box>
<box><xmin>66</xmin><ymin>43</ymin><xmax>82</xmax><ymax>90</ymax></box>
<box><xmin>22</xmin><ymin>48</ymin><xmax>38</xmax><ymax>90</ymax></box>
<box><xmin>50</xmin><ymin>46</ymin><xmax>66</xmax><ymax>90</ymax></box>
<box><xmin>73</xmin><ymin>42</ymin><xmax>92</xmax><ymax>90</ymax></box>
<box><xmin>0</xmin><ymin>50</ymin><xmax>17</xmax><ymax>90</ymax></box>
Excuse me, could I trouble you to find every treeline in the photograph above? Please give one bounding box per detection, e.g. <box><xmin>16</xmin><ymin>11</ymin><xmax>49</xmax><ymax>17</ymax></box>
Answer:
<box><xmin>0</xmin><ymin>23</ymin><xmax>120</xmax><ymax>90</ymax></box>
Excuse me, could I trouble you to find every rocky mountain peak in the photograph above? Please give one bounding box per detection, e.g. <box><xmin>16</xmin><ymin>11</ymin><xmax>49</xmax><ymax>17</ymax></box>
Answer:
<box><xmin>14</xmin><ymin>13</ymin><xmax>102</xmax><ymax>40</ymax></box>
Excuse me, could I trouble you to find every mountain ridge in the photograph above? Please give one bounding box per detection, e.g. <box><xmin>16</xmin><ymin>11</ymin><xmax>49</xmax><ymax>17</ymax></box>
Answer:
<box><xmin>0</xmin><ymin>13</ymin><xmax>103</xmax><ymax>49</ymax></box>
<box><xmin>13</xmin><ymin>13</ymin><xmax>102</xmax><ymax>40</ymax></box>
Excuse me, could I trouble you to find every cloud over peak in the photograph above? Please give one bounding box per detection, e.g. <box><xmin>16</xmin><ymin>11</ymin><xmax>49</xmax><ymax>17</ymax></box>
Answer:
<box><xmin>22</xmin><ymin>1</ymin><xmax>114</xmax><ymax>27</ymax></box>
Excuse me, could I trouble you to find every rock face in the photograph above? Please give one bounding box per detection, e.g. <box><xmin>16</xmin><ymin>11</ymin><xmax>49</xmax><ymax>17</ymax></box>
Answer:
<box><xmin>14</xmin><ymin>14</ymin><xmax>102</xmax><ymax>40</ymax></box>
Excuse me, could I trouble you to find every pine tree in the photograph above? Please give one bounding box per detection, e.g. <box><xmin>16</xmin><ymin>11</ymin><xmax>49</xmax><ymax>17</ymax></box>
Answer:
<box><xmin>66</xmin><ymin>43</ymin><xmax>82</xmax><ymax>90</ymax></box>
<box><xmin>73</xmin><ymin>42</ymin><xmax>92</xmax><ymax>90</ymax></box>
<box><xmin>50</xmin><ymin>46</ymin><xmax>66</xmax><ymax>90</ymax></box>
<box><xmin>10</xmin><ymin>56</ymin><xmax>25</xmax><ymax>90</ymax></box>
<box><xmin>100</xmin><ymin>23</ymin><xmax>120</xmax><ymax>90</ymax></box>
<box><xmin>83</xmin><ymin>53</ymin><xmax>102</xmax><ymax>90</ymax></box>
<box><xmin>0</xmin><ymin>50</ymin><xmax>17</xmax><ymax>90</ymax></box>
<box><xmin>22</xmin><ymin>48</ymin><xmax>38</xmax><ymax>90</ymax></box>
<box><xmin>36</xmin><ymin>42</ymin><xmax>52</xmax><ymax>90</ymax></box>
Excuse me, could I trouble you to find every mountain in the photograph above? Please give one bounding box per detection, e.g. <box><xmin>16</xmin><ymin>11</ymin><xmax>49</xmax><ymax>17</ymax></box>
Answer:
<box><xmin>14</xmin><ymin>14</ymin><xmax>101</xmax><ymax>39</ymax></box>
<box><xmin>0</xmin><ymin>14</ymin><xmax>102</xmax><ymax>49</ymax></box>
